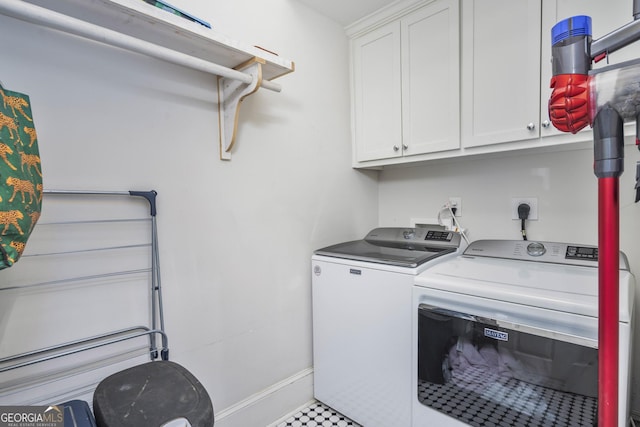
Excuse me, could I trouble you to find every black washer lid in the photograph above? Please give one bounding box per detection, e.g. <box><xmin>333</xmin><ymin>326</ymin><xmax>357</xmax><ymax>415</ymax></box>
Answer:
<box><xmin>315</xmin><ymin>227</ymin><xmax>461</xmax><ymax>268</ymax></box>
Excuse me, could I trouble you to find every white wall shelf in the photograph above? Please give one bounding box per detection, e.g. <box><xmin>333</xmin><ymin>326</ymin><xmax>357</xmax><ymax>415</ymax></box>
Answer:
<box><xmin>22</xmin><ymin>0</ymin><xmax>295</xmax><ymax>81</ymax></box>
<box><xmin>2</xmin><ymin>0</ymin><xmax>295</xmax><ymax>159</ymax></box>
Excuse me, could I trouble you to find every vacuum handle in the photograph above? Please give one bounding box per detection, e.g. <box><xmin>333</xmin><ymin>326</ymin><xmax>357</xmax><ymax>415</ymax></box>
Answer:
<box><xmin>549</xmin><ymin>16</ymin><xmax>593</xmax><ymax>133</ymax></box>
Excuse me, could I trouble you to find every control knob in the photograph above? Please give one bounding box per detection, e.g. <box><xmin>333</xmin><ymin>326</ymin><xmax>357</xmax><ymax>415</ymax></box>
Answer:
<box><xmin>526</xmin><ymin>242</ymin><xmax>546</xmax><ymax>257</ymax></box>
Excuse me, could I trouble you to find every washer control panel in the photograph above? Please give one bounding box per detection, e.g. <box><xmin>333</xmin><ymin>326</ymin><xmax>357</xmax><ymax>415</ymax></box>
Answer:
<box><xmin>425</xmin><ymin>230</ymin><xmax>455</xmax><ymax>242</ymax></box>
<box><xmin>464</xmin><ymin>240</ymin><xmax>628</xmax><ymax>270</ymax></box>
<box><xmin>364</xmin><ymin>227</ymin><xmax>461</xmax><ymax>249</ymax></box>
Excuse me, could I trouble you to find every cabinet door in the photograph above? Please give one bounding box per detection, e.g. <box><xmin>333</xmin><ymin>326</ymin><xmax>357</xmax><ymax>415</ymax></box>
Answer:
<box><xmin>401</xmin><ymin>0</ymin><xmax>460</xmax><ymax>155</ymax></box>
<box><xmin>541</xmin><ymin>0</ymin><xmax>640</xmax><ymax>138</ymax></box>
<box><xmin>461</xmin><ymin>0</ymin><xmax>542</xmax><ymax>148</ymax></box>
<box><xmin>352</xmin><ymin>21</ymin><xmax>402</xmax><ymax>162</ymax></box>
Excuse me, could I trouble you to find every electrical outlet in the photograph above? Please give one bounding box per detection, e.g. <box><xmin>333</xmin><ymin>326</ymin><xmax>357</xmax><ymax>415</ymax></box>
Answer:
<box><xmin>511</xmin><ymin>197</ymin><xmax>538</xmax><ymax>220</ymax></box>
<box><xmin>449</xmin><ymin>197</ymin><xmax>462</xmax><ymax>217</ymax></box>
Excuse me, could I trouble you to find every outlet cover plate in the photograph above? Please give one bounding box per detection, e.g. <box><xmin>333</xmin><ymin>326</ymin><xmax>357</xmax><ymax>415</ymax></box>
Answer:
<box><xmin>449</xmin><ymin>197</ymin><xmax>462</xmax><ymax>217</ymax></box>
<box><xmin>511</xmin><ymin>197</ymin><xmax>538</xmax><ymax>220</ymax></box>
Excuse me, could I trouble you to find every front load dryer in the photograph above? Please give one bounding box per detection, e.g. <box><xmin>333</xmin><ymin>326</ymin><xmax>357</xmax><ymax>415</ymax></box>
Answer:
<box><xmin>412</xmin><ymin>239</ymin><xmax>635</xmax><ymax>427</ymax></box>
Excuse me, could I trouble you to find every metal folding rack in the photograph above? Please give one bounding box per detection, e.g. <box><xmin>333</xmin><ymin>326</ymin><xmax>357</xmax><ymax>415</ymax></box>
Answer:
<box><xmin>0</xmin><ymin>189</ymin><xmax>168</xmax><ymax>405</ymax></box>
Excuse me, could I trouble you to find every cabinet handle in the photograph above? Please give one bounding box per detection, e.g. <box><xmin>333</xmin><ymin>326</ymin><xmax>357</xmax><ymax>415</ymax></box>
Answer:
<box><xmin>542</xmin><ymin>120</ymin><xmax>550</xmax><ymax>128</ymax></box>
<box><xmin>527</xmin><ymin>122</ymin><xmax>536</xmax><ymax>131</ymax></box>
<box><xmin>393</xmin><ymin>145</ymin><xmax>400</xmax><ymax>152</ymax></box>
<box><xmin>402</xmin><ymin>144</ymin><xmax>408</xmax><ymax>150</ymax></box>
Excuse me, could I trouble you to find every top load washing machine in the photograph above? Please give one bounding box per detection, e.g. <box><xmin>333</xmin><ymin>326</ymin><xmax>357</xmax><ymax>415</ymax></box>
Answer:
<box><xmin>312</xmin><ymin>227</ymin><xmax>463</xmax><ymax>427</ymax></box>
<box><xmin>412</xmin><ymin>239</ymin><xmax>636</xmax><ymax>427</ymax></box>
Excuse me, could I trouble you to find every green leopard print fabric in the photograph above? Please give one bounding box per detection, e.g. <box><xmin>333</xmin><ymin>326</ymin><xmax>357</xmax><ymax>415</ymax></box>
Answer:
<box><xmin>0</xmin><ymin>84</ymin><xmax>42</xmax><ymax>269</ymax></box>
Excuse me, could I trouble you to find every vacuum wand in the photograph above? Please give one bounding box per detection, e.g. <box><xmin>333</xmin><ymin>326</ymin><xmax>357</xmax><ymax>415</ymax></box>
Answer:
<box><xmin>593</xmin><ymin>106</ymin><xmax>624</xmax><ymax>427</ymax></box>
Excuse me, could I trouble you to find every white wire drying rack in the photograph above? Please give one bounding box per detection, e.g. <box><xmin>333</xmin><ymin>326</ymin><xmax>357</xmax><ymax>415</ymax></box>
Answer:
<box><xmin>0</xmin><ymin>189</ymin><xmax>168</xmax><ymax>405</ymax></box>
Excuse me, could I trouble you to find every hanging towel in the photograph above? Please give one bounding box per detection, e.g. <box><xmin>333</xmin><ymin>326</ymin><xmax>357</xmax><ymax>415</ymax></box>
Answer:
<box><xmin>0</xmin><ymin>83</ymin><xmax>43</xmax><ymax>269</ymax></box>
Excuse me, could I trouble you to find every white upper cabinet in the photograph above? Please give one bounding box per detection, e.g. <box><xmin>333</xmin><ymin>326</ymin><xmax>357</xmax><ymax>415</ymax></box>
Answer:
<box><xmin>352</xmin><ymin>21</ymin><xmax>403</xmax><ymax>162</ymax></box>
<box><xmin>349</xmin><ymin>0</ymin><xmax>640</xmax><ymax>168</ymax></box>
<box><xmin>350</xmin><ymin>0</ymin><xmax>460</xmax><ymax>166</ymax></box>
<box><xmin>462</xmin><ymin>0</ymin><xmax>640</xmax><ymax>150</ymax></box>
<box><xmin>401</xmin><ymin>1</ymin><xmax>460</xmax><ymax>156</ymax></box>
<box><xmin>461</xmin><ymin>0</ymin><xmax>542</xmax><ymax>148</ymax></box>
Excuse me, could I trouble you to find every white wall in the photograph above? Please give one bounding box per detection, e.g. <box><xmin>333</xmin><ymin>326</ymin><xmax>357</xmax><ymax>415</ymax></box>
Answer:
<box><xmin>0</xmin><ymin>1</ymin><xmax>378</xmax><ymax>424</ymax></box>
<box><xmin>8</xmin><ymin>1</ymin><xmax>638</xmax><ymax>424</ymax></box>
<box><xmin>378</xmin><ymin>144</ymin><xmax>640</xmax><ymax>413</ymax></box>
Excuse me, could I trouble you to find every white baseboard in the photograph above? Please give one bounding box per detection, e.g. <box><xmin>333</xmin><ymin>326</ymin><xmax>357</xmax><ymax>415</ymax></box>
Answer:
<box><xmin>214</xmin><ymin>367</ymin><xmax>314</xmax><ymax>427</ymax></box>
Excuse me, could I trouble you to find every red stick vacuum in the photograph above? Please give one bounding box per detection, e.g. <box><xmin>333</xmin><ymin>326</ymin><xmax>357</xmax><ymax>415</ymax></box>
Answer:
<box><xmin>549</xmin><ymin>11</ymin><xmax>640</xmax><ymax>426</ymax></box>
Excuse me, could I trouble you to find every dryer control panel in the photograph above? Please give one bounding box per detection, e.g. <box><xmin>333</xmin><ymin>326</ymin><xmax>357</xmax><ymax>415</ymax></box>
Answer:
<box><xmin>463</xmin><ymin>240</ymin><xmax>629</xmax><ymax>270</ymax></box>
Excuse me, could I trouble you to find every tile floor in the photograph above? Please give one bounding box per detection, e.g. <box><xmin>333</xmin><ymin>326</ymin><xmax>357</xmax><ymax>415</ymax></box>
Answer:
<box><xmin>275</xmin><ymin>401</ymin><xmax>361</xmax><ymax>427</ymax></box>
<box><xmin>418</xmin><ymin>374</ymin><xmax>597</xmax><ymax>427</ymax></box>
<box><xmin>273</xmin><ymin>399</ymin><xmax>640</xmax><ymax>426</ymax></box>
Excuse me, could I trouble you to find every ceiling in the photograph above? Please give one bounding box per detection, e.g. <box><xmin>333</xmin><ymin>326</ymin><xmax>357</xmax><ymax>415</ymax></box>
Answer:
<box><xmin>295</xmin><ymin>0</ymin><xmax>395</xmax><ymax>27</ymax></box>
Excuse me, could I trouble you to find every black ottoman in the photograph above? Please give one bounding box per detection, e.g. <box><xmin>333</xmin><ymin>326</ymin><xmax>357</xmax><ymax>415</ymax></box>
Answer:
<box><xmin>93</xmin><ymin>361</ymin><xmax>214</xmax><ymax>427</ymax></box>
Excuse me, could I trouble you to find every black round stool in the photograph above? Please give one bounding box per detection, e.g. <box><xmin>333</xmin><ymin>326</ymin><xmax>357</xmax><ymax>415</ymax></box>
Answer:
<box><xmin>93</xmin><ymin>361</ymin><xmax>214</xmax><ymax>427</ymax></box>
